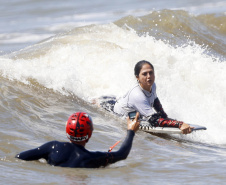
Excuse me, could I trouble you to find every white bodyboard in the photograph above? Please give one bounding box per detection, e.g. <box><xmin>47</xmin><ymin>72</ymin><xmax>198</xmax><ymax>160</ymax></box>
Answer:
<box><xmin>139</xmin><ymin>121</ymin><xmax>207</xmax><ymax>134</ymax></box>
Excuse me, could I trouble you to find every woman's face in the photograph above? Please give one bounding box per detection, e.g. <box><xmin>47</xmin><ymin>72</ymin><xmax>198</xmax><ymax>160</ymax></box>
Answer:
<box><xmin>136</xmin><ymin>63</ymin><xmax>155</xmax><ymax>91</ymax></box>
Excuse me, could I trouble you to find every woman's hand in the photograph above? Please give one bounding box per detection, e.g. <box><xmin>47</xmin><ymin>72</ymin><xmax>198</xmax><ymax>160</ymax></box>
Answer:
<box><xmin>127</xmin><ymin>112</ymin><xmax>140</xmax><ymax>133</ymax></box>
<box><xmin>180</xmin><ymin>123</ymin><xmax>193</xmax><ymax>134</ymax></box>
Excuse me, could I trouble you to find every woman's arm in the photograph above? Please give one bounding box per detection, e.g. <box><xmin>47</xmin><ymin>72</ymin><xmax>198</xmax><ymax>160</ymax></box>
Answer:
<box><xmin>153</xmin><ymin>97</ymin><xmax>168</xmax><ymax>118</ymax></box>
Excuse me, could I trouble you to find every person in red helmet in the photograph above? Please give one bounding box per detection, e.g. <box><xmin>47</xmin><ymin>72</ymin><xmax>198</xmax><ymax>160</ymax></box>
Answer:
<box><xmin>66</xmin><ymin>112</ymin><xmax>94</xmax><ymax>144</ymax></box>
<box><xmin>15</xmin><ymin>112</ymin><xmax>140</xmax><ymax>168</ymax></box>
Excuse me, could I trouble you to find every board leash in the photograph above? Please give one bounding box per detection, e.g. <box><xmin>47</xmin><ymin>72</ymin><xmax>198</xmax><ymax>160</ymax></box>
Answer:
<box><xmin>108</xmin><ymin>140</ymin><xmax>121</xmax><ymax>152</ymax></box>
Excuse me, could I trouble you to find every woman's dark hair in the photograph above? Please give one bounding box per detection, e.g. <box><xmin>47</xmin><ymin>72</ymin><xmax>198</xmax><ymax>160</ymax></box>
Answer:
<box><xmin>134</xmin><ymin>60</ymin><xmax>154</xmax><ymax>76</ymax></box>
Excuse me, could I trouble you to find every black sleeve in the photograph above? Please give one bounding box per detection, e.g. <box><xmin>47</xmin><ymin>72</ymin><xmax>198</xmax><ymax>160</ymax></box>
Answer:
<box><xmin>15</xmin><ymin>141</ymin><xmax>54</xmax><ymax>161</ymax></box>
<box><xmin>153</xmin><ymin>98</ymin><xmax>168</xmax><ymax>118</ymax></box>
<box><xmin>86</xmin><ymin>130</ymin><xmax>135</xmax><ymax>168</ymax></box>
<box><xmin>107</xmin><ymin>130</ymin><xmax>135</xmax><ymax>164</ymax></box>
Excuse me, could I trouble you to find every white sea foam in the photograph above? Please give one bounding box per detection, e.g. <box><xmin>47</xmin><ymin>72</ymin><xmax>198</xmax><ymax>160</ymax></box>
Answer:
<box><xmin>0</xmin><ymin>33</ymin><xmax>52</xmax><ymax>44</ymax></box>
<box><xmin>0</xmin><ymin>23</ymin><xmax>225</xmax><ymax>145</ymax></box>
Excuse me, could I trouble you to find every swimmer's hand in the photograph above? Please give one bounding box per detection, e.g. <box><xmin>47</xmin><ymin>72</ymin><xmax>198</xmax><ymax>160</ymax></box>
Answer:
<box><xmin>127</xmin><ymin>112</ymin><xmax>140</xmax><ymax>133</ymax></box>
<box><xmin>180</xmin><ymin>123</ymin><xmax>194</xmax><ymax>134</ymax></box>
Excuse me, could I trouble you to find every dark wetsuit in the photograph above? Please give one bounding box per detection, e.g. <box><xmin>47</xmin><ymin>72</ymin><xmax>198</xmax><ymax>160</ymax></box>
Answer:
<box><xmin>16</xmin><ymin>130</ymin><xmax>135</xmax><ymax>168</ymax></box>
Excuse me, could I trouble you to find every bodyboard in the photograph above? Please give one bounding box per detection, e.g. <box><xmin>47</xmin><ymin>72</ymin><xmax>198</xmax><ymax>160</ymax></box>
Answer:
<box><xmin>139</xmin><ymin>121</ymin><xmax>207</xmax><ymax>134</ymax></box>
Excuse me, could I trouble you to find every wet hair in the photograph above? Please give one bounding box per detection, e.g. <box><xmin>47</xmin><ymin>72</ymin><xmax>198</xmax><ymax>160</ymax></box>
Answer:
<box><xmin>134</xmin><ymin>60</ymin><xmax>154</xmax><ymax>77</ymax></box>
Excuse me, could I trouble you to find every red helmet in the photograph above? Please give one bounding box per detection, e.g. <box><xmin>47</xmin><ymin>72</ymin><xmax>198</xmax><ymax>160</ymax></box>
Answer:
<box><xmin>66</xmin><ymin>112</ymin><xmax>93</xmax><ymax>143</ymax></box>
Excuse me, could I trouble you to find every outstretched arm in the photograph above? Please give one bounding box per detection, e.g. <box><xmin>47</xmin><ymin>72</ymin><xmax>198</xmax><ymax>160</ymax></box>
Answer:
<box><xmin>108</xmin><ymin>112</ymin><xmax>140</xmax><ymax>163</ymax></box>
<box><xmin>151</xmin><ymin>98</ymin><xmax>193</xmax><ymax>134</ymax></box>
<box><xmin>15</xmin><ymin>141</ymin><xmax>54</xmax><ymax>161</ymax></box>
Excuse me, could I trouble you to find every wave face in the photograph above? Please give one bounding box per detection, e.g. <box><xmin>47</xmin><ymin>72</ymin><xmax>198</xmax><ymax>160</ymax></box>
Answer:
<box><xmin>1</xmin><ymin>3</ymin><xmax>226</xmax><ymax>184</ymax></box>
<box><xmin>1</xmin><ymin>10</ymin><xmax>226</xmax><ymax>145</ymax></box>
<box><xmin>115</xmin><ymin>10</ymin><xmax>226</xmax><ymax>58</ymax></box>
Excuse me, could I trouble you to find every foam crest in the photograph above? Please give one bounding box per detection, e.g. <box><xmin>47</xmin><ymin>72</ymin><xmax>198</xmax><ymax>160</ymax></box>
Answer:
<box><xmin>0</xmin><ymin>23</ymin><xmax>225</xmax><ymax>144</ymax></box>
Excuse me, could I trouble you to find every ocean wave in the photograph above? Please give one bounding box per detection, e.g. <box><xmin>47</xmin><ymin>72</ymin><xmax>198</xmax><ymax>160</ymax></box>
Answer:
<box><xmin>0</xmin><ymin>17</ymin><xmax>225</xmax><ymax>146</ymax></box>
<box><xmin>114</xmin><ymin>9</ymin><xmax>226</xmax><ymax>58</ymax></box>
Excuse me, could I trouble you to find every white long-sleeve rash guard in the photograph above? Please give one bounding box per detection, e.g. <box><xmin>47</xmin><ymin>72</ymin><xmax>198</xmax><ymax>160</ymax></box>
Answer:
<box><xmin>113</xmin><ymin>83</ymin><xmax>157</xmax><ymax>118</ymax></box>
